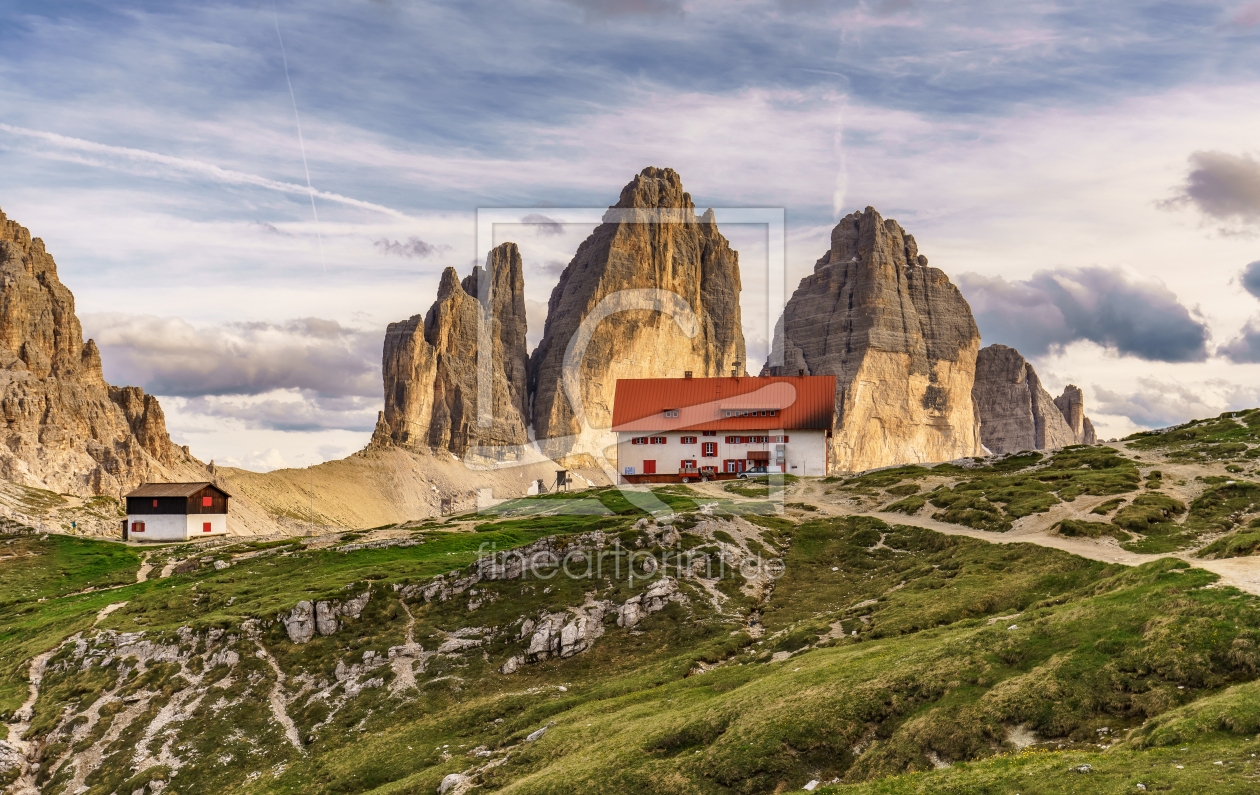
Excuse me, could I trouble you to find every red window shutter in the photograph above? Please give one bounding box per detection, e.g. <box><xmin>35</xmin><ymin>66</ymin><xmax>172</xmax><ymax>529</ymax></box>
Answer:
<box><xmin>202</xmin><ymin>496</ymin><xmax>212</xmax><ymax>507</ymax></box>
<box><xmin>152</xmin><ymin>499</ymin><xmax>158</xmax><ymax>507</ymax></box>
<box><xmin>203</xmin><ymin>522</ymin><xmax>212</xmax><ymax>532</ymax></box>
<box><xmin>784</xmin><ymin>435</ymin><xmax>789</xmax><ymax>443</ymax></box>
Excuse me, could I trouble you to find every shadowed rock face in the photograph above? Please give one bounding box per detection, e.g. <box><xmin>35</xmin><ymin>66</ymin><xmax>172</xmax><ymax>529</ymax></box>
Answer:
<box><xmin>1054</xmin><ymin>384</ymin><xmax>1098</xmax><ymax>445</ymax></box>
<box><xmin>973</xmin><ymin>344</ymin><xmax>1077</xmax><ymax>455</ymax></box>
<box><xmin>762</xmin><ymin>206</ymin><xmax>983</xmax><ymax>472</ymax></box>
<box><xmin>372</xmin><ymin>242</ymin><xmax>530</xmax><ymax>458</ymax></box>
<box><xmin>528</xmin><ymin>167</ymin><xmax>746</xmax><ymax>464</ymax></box>
<box><xmin>0</xmin><ymin>206</ymin><xmax>179</xmax><ymax>496</ymax></box>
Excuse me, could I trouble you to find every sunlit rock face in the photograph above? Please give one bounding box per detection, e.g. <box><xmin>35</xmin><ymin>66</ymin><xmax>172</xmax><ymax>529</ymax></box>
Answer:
<box><xmin>763</xmin><ymin>207</ymin><xmax>984</xmax><ymax>473</ymax></box>
<box><xmin>529</xmin><ymin>167</ymin><xmax>746</xmax><ymax>465</ymax></box>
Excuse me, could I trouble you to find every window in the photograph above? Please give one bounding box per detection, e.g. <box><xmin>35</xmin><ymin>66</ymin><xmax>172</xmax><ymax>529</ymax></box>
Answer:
<box><xmin>680</xmin><ymin>436</ymin><xmax>697</xmax><ymax>444</ymax></box>
<box><xmin>681</xmin><ymin>459</ymin><xmax>697</xmax><ymax>470</ymax></box>
<box><xmin>770</xmin><ymin>410</ymin><xmax>777</xmax><ymax>416</ymax></box>
<box><xmin>131</xmin><ymin>522</ymin><xmax>145</xmax><ymax>533</ymax></box>
<box><xmin>642</xmin><ymin>460</ymin><xmax>656</xmax><ymax>475</ymax></box>
<box><xmin>702</xmin><ymin>442</ymin><xmax>717</xmax><ymax>457</ymax></box>
<box><xmin>702</xmin><ymin>430</ymin><xmax>717</xmax><ymax>437</ymax></box>
<box><xmin>203</xmin><ymin>522</ymin><xmax>213</xmax><ymax>533</ymax></box>
<box><xmin>202</xmin><ymin>496</ymin><xmax>212</xmax><ymax>507</ymax></box>
<box><xmin>650</xmin><ymin>436</ymin><xmax>666</xmax><ymax>444</ymax></box>
<box><xmin>663</xmin><ymin>409</ymin><xmax>679</xmax><ymax>418</ymax></box>
<box><xmin>631</xmin><ymin>436</ymin><xmax>648</xmax><ymax>445</ymax></box>
<box><xmin>724</xmin><ymin>459</ymin><xmax>741</xmax><ymax>473</ymax></box>
<box><xmin>701</xmin><ymin>465</ymin><xmax>717</xmax><ymax>474</ymax></box>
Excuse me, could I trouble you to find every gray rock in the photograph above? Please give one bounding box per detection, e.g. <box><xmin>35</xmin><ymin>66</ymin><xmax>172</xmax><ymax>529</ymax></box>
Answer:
<box><xmin>371</xmin><ymin>242</ymin><xmax>530</xmax><ymax>459</ymax></box>
<box><xmin>283</xmin><ymin>601</ymin><xmax>316</xmax><ymax>644</ymax></box>
<box><xmin>762</xmin><ymin>207</ymin><xmax>984</xmax><ymax>472</ymax></box>
<box><xmin>529</xmin><ymin>167</ymin><xmax>747</xmax><ymax>464</ymax></box>
<box><xmin>1054</xmin><ymin>385</ymin><xmax>1097</xmax><ymax>445</ymax></box>
<box><xmin>437</xmin><ymin>773</ymin><xmax>469</xmax><ymax>794</ymax></box>
<box><xmin>972</xmin><ymin>345</ymin><xmax>1076</xmax><ymax>455</ymax></box>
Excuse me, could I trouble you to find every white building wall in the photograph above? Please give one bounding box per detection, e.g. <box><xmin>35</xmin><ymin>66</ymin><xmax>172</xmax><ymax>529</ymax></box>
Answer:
<box><xmin>127</xmin><ymin>513</ymin><xmax>228</xmax><ymax>541</ymax></box>
<box><xmin>187</xmin><ymin>514</ymin><xmax>228</xmax><ymax>537</ymax></box>
<box><xmin>615</xmin><ymin>429</ymin><xmax>829</xmax><ymax>479</ymax></box>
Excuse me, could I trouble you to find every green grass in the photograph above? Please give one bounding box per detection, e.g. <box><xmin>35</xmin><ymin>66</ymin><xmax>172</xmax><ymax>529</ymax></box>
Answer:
<box><xmin>12</xmin><ymin>497</ymin><xmax>1260</xmax><ymax>795</ymax></box>
<box><xmin>928</xmin><ymin>447</ymin><xmax>1140</xmax><ymax>532</ymax></box>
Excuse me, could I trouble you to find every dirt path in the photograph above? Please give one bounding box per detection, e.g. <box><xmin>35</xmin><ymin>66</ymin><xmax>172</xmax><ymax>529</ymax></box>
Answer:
<box><xmin>680</xmin><ymin>477</ymin><xmax>1260</xmax><ymax>596</ymax></box>
<box><xmin>253</xmin><ymin>641</ymin><xmax>304</xmax><ymax>750</ymax></box>
<box><xmin>135</xmin><ymin>552</ymin><xmax>153</xmax><ymax>583</ymax></box>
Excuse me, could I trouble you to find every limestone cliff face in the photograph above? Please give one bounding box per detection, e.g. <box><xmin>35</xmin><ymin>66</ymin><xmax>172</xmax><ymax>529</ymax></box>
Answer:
<box><xmin>763</xmin><ymin>207</ymin><xmax>982</xmax><ymax>473</ymax></box>
<box><xmin>0</xmin><ymin>206</ymin><xmax>182</xmax><ymax>497</ymax></box>
<box><xmin>1054</xmin><ymin>384</ymin><xmax>1098</xmax><ymax>445</ymax></box>
<box><xmin>972</xmin><ymin>344</ymin><xmax>1076</xmax><ymax>455</ymax></box>
<box><xmin>529</xmin><ymin>167</ymin><xmax>746</xmax><ymax>463</ymax></box>
<box><xmin>372</xmin><ymin>242</ymin><xmax>530</xmax><ymax>458</ymax></box>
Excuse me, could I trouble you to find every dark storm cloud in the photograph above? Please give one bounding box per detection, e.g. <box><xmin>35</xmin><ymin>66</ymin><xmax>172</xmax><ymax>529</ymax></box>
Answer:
<box><xmin>957</xmin><ymin>267</ymin><xmax>1210</xmax><ymax>363</ymax></box>
<box><xmin>1240</xmin><ymin>260</ymin><xmax>1260</xmax><ymax>300</ymax></box>
<box><xmin>1164</xmin><ymin>151</ymin><xmax>1260</xmax><ymax>224</ymax></box>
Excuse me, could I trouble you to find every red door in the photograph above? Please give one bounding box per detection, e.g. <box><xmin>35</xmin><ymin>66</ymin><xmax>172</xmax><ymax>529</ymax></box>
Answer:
<box><xmin>643</xmin><ymin>460</ymin><xmax>656</xmax><ymax>475</ymax></box>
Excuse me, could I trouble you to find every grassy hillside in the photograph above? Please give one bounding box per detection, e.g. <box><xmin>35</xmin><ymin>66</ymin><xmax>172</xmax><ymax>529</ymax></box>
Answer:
<box><xmin>2</xmin><ymin>478</ymin><xmax>1259</xmax><ymax>794</ymax></box>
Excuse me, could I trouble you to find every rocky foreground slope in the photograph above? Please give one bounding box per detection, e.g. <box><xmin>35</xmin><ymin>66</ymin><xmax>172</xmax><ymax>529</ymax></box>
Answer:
<box><xmin>763</xmin><ymin>207</ymin><xmax>984</xmax><ymax>472</ymax></box>
<box><xmin>2</xmin><ymin>416</ymin><xmax>1259</xmax><ymax>794</ymax></box>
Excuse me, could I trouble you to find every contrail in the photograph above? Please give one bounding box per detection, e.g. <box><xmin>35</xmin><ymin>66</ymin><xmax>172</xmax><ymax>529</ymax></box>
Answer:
<box><xmin>0</xmin><ymin>123</ymin><xmax>409</xmax><ymax>219</ymax></box>
<box><xmin>272</xmin><ymin>2</ymin><xmax>325</xmax><ymax>269</ymax></box>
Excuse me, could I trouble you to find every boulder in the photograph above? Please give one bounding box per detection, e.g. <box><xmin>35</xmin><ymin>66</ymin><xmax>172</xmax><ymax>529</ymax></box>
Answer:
<box><xmin>283</xmin><ymin>601</ymin><xmax>316</xmax><ymax>644</ymax></box>
<box><xmin>372</xmin><ymin>242</ymin><xmax>530</xmax><ymax>459</ymax></box>
<box><xmin>762</xmin><ymin>207</ymin><xmax>983</xmax><ymax>472</ymax></box>
<box><xmin>528</xmin><ymin>167</ymin><xmax>747</xmax><ymax>465</ymax></box>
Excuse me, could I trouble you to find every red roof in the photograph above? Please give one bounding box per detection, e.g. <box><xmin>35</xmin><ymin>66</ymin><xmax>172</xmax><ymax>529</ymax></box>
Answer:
<box><xmin>611</xmin><ymin>375</ymin><xmax>836</xmax><ymax>432</ymax></box>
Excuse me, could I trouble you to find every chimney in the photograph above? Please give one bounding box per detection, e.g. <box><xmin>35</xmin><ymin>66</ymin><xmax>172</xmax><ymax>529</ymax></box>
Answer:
<box><xmin>684</xmin><ymin>371</ymin><xmax>693</xmax><ymax>379</ymax></box>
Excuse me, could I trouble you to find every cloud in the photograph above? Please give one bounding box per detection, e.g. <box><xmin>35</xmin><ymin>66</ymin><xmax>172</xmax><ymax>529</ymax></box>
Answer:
<box><xmin>958</xmin><ymin>267</ymin><xmax>1211</xmax><ymax>363</ymax></box>
<box><xmin>1233</xmin><ymin>1</ymin><xmax>1260</xmax><ymax>27</ymax></box>
<box><xmin>1241</xmin><ymin>260</ymin><xmax>1260</xmax><ymax>299</ymax></box>
<box><xmin>560</xmin><ymin>0</ymin><xmax>684</xmax><ymax>21</ymax></box>
<box><xmin>1219</xmin><ymin>320</ymin><xmax>1260</xmax><ymax>363</ymax></box>
<box><xmin>0</xmin><ymin>123</ymin><xmax>409</xmax><ymax>219</ymax></box>
<box><xmin>1163</xmin><ymin>150</ymin><xmax>1260</xmax><ymax>225</ymax></box>
<box><xmin>1093</xmin><ymin>378</ymin><xmax>1225</xmax><ymax>429</ymax></box>
<box><xmin>83</xmin><ymin>313</ymin><xmax>381</xmax><ymax>401</ymax></box>
<box><xmin>519</xmin><ymin>213</ymin><xmax>565</xmax><ymax>236</ymax></box>
<box><xmin>248</xmin><ymin>221</ymin><xmax>291</xmax><ymax>236</ymax></box>
<box><xmin>374</xmin><ymin>236</ymin><xmax>445</xmax><ymax>258</ymax></box>
<box><xmin>179</xmin><ymin>392</ymin><xmax>379</xmax><ymax>433</ymax></box>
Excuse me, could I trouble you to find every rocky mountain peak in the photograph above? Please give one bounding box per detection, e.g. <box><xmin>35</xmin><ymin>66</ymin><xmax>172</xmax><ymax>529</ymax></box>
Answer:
<box><xmin>373</xmin><ymin>242</ymin><xmax>530</xmax><ymax>458</ymax></box>
<box><xmin>765</xmin><ymin>206</ymin><xmax>983</xmax><ymax>472</ymax></box>
<box><xmin>613</xmin><ymin>166</ymin><xmax>694</xmax><ymax>212</ymax></box>
<box><xmin>529</xmin><ymin>169</ymin><xmax>746</xmax><ymax>465</ymax></box>
<box><xmin>825</xmin><ymin>206</ymin><xmax>928</xmax><ymax>272</ymax></box>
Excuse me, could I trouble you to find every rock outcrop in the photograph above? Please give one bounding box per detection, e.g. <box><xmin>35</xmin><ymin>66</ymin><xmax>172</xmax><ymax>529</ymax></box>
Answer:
<box><xmin>0</xmin><ymin>206</ymin><xmax>182</xmax><ymax>496</ymax></box>
<box><xmin>371</xmin><ymin>242</ymin><xmax>530</xmax><ymax>459</ymax></box>
<box><xmin>972</xmin><ymin>344</ymin><xmax>1077</xmax><ymax>455</ymax></box>
<box><xmin>529</xmin><ymin>167</ymin><xmax>746</xmax><ymax>464</ymax></box>
<box><xmin>762</xmin><ymin>207</ymin><xmax>983</xmax><ymax>473</ymax></box>
<box><xmin>1054</xmin><ymin>384</ymin><xmax>1098</xmax><ymax>445</ymax></box>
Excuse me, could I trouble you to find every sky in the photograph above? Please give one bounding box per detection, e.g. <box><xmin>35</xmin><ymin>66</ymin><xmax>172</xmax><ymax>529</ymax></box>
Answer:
<box><xmin>2</xmin><ymin>0</ymin><xmax>1260</xmax><ymax>470</ymax></box>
